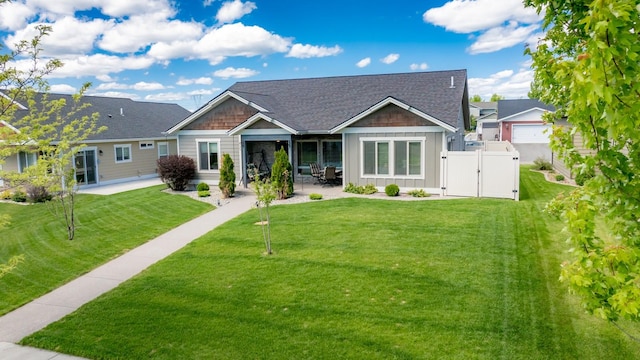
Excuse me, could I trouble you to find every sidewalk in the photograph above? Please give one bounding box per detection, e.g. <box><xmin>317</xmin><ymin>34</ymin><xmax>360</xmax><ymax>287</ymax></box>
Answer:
<box><xmin>0</xmin><ymin>183</ymin><xmax>257</xmax><ymax>359</ymax></box>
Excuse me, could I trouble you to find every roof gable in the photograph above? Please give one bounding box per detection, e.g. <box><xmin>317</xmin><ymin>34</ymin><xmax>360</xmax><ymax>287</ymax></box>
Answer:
<box><xmin>497</xmin><ymin>99</ymin><xmax>555</xmax><ymax>120</ymax></box>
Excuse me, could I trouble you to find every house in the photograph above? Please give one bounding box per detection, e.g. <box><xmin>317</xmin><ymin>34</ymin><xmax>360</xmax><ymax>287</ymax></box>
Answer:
<box><xmin>469</xmin><ymin>101</ymin><xmax>498</xmax><ymax>141</ymax></box>
<box><xmin>166</xmin><ymin>70</ymin><xmax>470</xmax><ymax>193</ymax></box>
<box><xmin>0</xmin><ymin>93</ymin><xmax>190</xmax><ymax>188</ymax></box>
<box><xmin>497</xmin><ymin>99</ymin><xmax>555</xmax><ymax>163</ymax></box>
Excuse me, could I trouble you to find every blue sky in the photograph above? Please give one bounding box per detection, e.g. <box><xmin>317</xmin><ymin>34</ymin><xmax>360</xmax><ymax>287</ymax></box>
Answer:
<box><xmin>0</xmin><ymin>0</ymin><xmax>544</xmax><ymax>111</ymax></box>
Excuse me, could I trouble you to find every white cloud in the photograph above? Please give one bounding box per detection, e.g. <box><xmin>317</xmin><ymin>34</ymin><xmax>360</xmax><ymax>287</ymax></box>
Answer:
<box><xmin>50</xmin><ymin>84</ymin><xmax>77</xmax><ymax>93</ymax></box>
<box><xmin>286</xmin><ymin>44</ymin><xmax>343</xmax><ymax>58</ymax></box>
<box><xmin>356</xmin><ymin>57</ymin><xmax>371</xmax><ymax>68</ymax></box>
<box><xmin>187</xmin><ymin>89</ymin><xmax>217</xmax><ymax>96</ymax></box>
<box><xmin>216</xmin><ymin>0</ymin><xmax>257</xmax><ymax>24</ymax></box>
<box><xmin>423</xmin><ymin>0</ymin><xmax>541</xmax><ymax>33</ymax></box>
<box><xmin>96</xmin><ymin>74</ymin><xmax>116</xmax><ymax>82</ymax></box>
<box><xmin>0</xmin><ymin>1</ymin><xmax>35</xmax><ymax>31</ymax></box>
<box><xmin>177</xmin><ymin>77</ymin><xmax>214</xmax><ymax>86</ymax></box>
<box><xmin>133</xmin><ymin>81</ymin><xmax>165</xmax><ymax>91</ymax></box>
<box><xmin>381</xmin><ymin>53</ymin><xmax>400</xmax><ymax>64</ymax></box>
<box><xmin>95</xmin><ymin>82</ymin><xmax>131</xmax><ymax>91</ymax></box>
<box><xmin>26</xmin><ymin>0</ymin><xmax>173</xmax><ymax>18</ymax></box>
<box><xmin>144</xmin><ymin>92</ymin><xmax>189</xmax><ymax>102</ymax></box>
<box><xmin>88</xmin><ymin>91</ymin><xmax>140</xmax><ymax>100</ymax></box>
<box><xmin>468</xmin><ymin>68</ymin><xmax>534</xmax><ymax>100</ymax></box>
<box><xmin>204</xmin><ymin>0</ymin><xmax>216</xmax><ymax>6</ymax></box>
<box><xmin>410</xmin><ymin>63</ymin><xmax>429</xmax><ymax>71</ymax></box>
<box><xmin>46</xmin><ymin>54</ymin><xmax>156</xmax><ymax>78</ymax></box>
<box><xmin>467</xmin><ymin>22</ymin><xmax>540</xmax><ymax>54</ymax></box>
<box><xmin>213</xmin><ymin>67</ymin><xmax>259</xmax><ymax>79</ymax></box>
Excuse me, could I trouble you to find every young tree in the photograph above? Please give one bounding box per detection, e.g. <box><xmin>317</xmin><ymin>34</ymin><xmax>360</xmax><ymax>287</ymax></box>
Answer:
<box><xmin>526</xmin><ymin>0</ymin><xmax>640</xmax><ymax>323</ymax></box>
<box><xmin>270</xmin><ymin>147</ymin><xmax>293</xmax><ymax>200</ymax></box>
<box><xmin>489</xmin><ymin>93</ymin><xmax>505</xmax><ymax>102</ymax></box>
<box><xmin>252</xmin><ymin>174</ymin><xmax>276</xmax><ymax>255</ymax></box>
<box><xmin>469</xmin><ymin>94</ymin><xmax>483</xmax><ymax>102</ymax></box>
<box><xmin>218</xmin><ymin>153</ymin><xmax>236</xmax><ymax>198</ymax></box>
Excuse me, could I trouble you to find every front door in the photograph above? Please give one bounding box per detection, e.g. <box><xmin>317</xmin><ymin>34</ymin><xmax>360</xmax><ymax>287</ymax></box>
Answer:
<box><xmin>75</xmin><ymin>148</ymin><xmax>98</xmax><ymax>185</ymax></box>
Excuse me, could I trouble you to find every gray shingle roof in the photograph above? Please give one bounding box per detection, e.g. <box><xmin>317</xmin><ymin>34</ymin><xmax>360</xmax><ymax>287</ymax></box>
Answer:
<box><xmin>497</xmin><ymin>99</ymin><xmax>555</xmax><ymax>119</ymax></box>
<box><xmin>226</xmin><ymin>70</ymin><xmax>468</xmax><ymax>132</ymax></box>
<box><xmin>7</xmin><ymin>92</ymin><xmax>191</xmax><ymax>141</ymax></box>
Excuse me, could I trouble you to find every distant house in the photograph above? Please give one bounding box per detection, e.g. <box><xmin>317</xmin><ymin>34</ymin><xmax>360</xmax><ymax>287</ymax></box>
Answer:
<box><xmin>497</xmin><ymin>99</ymin><xmax>555</xmax><ymax>163</ymax></box>
<box><xmin>0</xmin><ymin>93</ymin><xmax>190</xmax><ymax>188</ymax></box>
<box><xmin>166</xmin><ymin>70</ymin><xmax>470</xmax><ymax>193</ymax></box>
<box><xmin>470</xmin><ymin>101</ymin><xmax>498</xmax><ymax>141</ymax></box>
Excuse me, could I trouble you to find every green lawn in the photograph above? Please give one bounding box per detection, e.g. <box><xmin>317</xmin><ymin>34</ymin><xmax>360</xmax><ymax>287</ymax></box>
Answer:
<box><xmin>20</xmin><ymin>171</ymin><xmax>640</xmax><ymax>359</ymax></box>
<box><xmin>0</xmin><ymin>185</ymin><xmax>213</xmax><ymax>315</ymax></box>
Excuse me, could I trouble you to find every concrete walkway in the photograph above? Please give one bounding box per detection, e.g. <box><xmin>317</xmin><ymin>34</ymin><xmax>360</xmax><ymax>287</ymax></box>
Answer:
<box><xmin>0</xmin><ymin>181</ymin><xmax>258</xmax><ymax>359</ymax></box>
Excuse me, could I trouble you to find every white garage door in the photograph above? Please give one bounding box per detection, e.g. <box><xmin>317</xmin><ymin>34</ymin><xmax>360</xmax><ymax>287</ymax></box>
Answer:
<box><xmin>512</xmin><ymin>124</ymin><xmax>551</xmax><ymax>143</ymax></box>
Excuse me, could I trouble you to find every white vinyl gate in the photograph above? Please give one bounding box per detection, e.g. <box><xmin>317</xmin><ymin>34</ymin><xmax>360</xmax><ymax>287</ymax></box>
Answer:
<box><xmin>440</xmin><ymin>149</ymin><xmax>520</xmax><ymax>201</ymax></box>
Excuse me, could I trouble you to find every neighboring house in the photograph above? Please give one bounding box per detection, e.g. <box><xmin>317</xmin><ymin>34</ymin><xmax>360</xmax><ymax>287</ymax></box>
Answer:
<box><xmin>0</xmin><ymin>93</ymin><xmax>190</xmax><ymax>187</ymax></box>
<box><xmin>497</xmin><ymin>99</ymin><xmax>555</xmax><ymax>163</ymax></box>
<box><xmin>166</xmin><ymin>70</ymin><xmax>470</xmax><ymax>193</ymax></box>
<box><xmin>470</xmin><ymin>101</ymin><xmax>498</xmax><ymax>141</ymax></box>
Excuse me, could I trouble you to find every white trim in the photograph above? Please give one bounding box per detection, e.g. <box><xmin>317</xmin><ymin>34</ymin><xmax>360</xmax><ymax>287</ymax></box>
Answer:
<box><xmin>228</xmin><ymin>113</ymin><xmax>298</xmax><ymax>135</ymax></box>
<box><xmin>498</xmin><ymin>107</ymin><xmax>551</xmax><ymax>122</ymax></box>
<box><xmin>114</xmin><ymin>144</ymin><xmax>132</xmax><ymax>163</ymax></box>
<box><xmin>75</xmin><ymin>146</ymin><xmax>99</xmax><ymax>185</ymax></box>
<box><xmin>0</xmin><ymin>120</ymin><xmax>20</xmax><ymax>133</ymax></box>
<box><xmin>341</xmin><ymin>126</ymin><xmax>446</xmax><ymax>134</ymax></box>
<box><xmin>157</xmin><ymin>141</ymin><xmax>169</xmax><ymax>158</ymax></box>
<box><xmin>177</xmin><ymin>130</ymin><xmax>228</xmax><ymax>136</ymax></box>
<box><xmin>80</xmin><ymin>136</ymin><xmax>176</xmax><ymax>144</ymax></box>
<box><xmin>166</xmin><ymin>91</ymin><xmax>269</xmax><ymax>134</ymax></box>
<box><xmin>360</xmin><ymin>137</ymin><xmax>425</xmax><ymax>179</ymax></box>
<box><xmin>195</xmin><ymin>138</ymin><xmax>221</xmax><ymax>173</ymax></box>
<box><xmin>237</xmin><ymin>128</ymin><xmax>292</xmax><ymax>136</ymax></box>
<box><xmin>0</xmin><ymin>92</ymin><xmax>27</xmax><ymax>110</ymax></box>
<box><xmin>330</xmin><ymin>97</ymin><xmax>457</xmax><ymax>134</ymax></box>
<box><xmin>139</xmin><ymin>141</ymin><xmax>155</xmax><ymax>149</ymax></box>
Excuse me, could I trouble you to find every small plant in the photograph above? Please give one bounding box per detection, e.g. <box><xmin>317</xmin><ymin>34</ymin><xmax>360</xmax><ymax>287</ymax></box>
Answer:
<box><xmin>385</xmin><ymin>184</ymin><xmax>400</xmax><ymax>196</ymax></box>
<box><xmin>271</xmin><ymin>147</ymin><xmax>293</xmax><ymax>200</ymax></box>
<box><xmin>218</xmin><ymin>153</ymin><xmax>236</xmax><ymax>198</ymax></box>
<box><xmin>26</xmin><ymin>185</ymin><xmax>52</xmax><ymax>203</ymax></box>
<box><xmin>309</xmin><ymin>193</ymin><xmax>323</xmax><ymax>200</ymax></box>
<box><xmin>198</xmin><ymin>190</ymin><xmax>211</xmax><ymax>197</ymax></box>
<box><xmin>408</xmin><ymin>189</ymin><xmax>431</xmax><ymax>197</ymax></box>
<box><xmin>344</xmin><ymin>183</ymin><xmax>377</xmax><ymax>195</ymax></box>
<box><xmin>196</xmin><ymin>182</ymin><xmax>210</xmax><ymax>192</ymax></box>
<box><xmin>532</xmin><ymin>157</ymin><xmax>553</xmax><ymax>171</ymax></box>
<box><xmin>575</xmin><ymin>168</ymin><xmax>595</xmax><ymax>186</ymax></box>
<box><xmin>0</xmin><ymin>189</ymin><xmax>11</xmax><ymax>200</ymax></box>
<box><xmin>555</xmin><ymin>174</ymin><xmax>565</xmax><ymax>181</ymax></box>
<box><xmin>12</xmin><ymin>190</ymin><xmax>27</xmax><ymax>203</ymax></box>
<box><xmin>362</xmin><ymin>184</ymin><xmax>377</xmax><ymax>195</ymax></box>
<box><xmin>157</xmin><ymin>155</ymin><xmax>196</xmax><ymax>191</ymax></box>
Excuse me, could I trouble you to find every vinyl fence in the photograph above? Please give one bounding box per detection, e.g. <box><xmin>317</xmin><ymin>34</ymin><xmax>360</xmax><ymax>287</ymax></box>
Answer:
<box><xmin>440</xmin><ymin>141</ymin><xmax>520</xmax><ymax>201</ymax></box>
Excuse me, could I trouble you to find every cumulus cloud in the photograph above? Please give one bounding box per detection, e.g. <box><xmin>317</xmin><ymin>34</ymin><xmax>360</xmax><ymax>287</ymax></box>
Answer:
<box><xmin>46</xmin><ymin>54</ymin><xmax>156</xmax><ymax>78</ymax></box>
<box><xmin>0</xmin><ymin>1</ymin><xmax>35</xmax><ymax>31</ymax></box>
<box><xmin>468</xmin><ymin>67</ymin><xmax>534</xmax><ymax>99</ymax></box>
<box><xmin>356</xmin><ymin>57</ymin><xmax>371</xmax><ymax>68</ymax></box>
<box><xmin>423</xmin><ymin>0</ymin><xmax>544</xmax><ymax>54</ymax></box>
<box><xmin>50</xmin><ymin>84</ymin><xmax>77</xmax><ymax>93</ymax></box>
<box><xmin>381</xmin><ymin>53</ymin><xmax>400</xmax><ymax>64</ymax></box>
<box><xmin>88</xmin><ymin>91</ymin><xmax>140</xmax><ymax>100</ymax></box>
<box><xmin>216</xmin><ymin>0</ymin><xmax>257</xmax><ymax>24</ymax></box>
<box><xmin>286</xmin><ymin>44</ymin><xmax>343</xmax><ymax>58</ymax></box>
<box><xmin>133</xmin><ymin>81</ymin><xmax>166</xmax><ymax>91</ymax></box>
<box><xmin>410</xmin><ymin>63</ymin><xmax>429</xmax><ymax>71</ymax></box>
<box><xmin>213</xmin><ymin>67</ymin><xmax>259</xmax><ymax>79</ymax></box>
<box><xmin>177</xmin><ymin>77</ymin><xmax>214</xmax><ymax>86</ymax></box>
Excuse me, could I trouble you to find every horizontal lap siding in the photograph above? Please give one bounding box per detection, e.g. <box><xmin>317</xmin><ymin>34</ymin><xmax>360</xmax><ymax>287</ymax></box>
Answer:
<box><xmin>178</xmin><ymin>134</ymin><xmax>239</xmax><ymax>183</ymax></box>
<box><xmin>344</xmin><ymin>131</ymin><xmax>442</xmax><ymax>189</ymax></box>
<box><xmin>96</xmin><ymin>140</ymin><xmax>177</xmax><ymax>183</ymax></box>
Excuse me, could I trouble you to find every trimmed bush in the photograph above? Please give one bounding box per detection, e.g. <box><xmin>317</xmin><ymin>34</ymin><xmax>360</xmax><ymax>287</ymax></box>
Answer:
<box><xmin>408</xmin><ymin>189</ymin><xmax>430</xmax><ymax>197</ymax></box>
<box><xmin>309</xmin><ymin>193</ymin><xmax>323</xmax><ymax>200</ymax></box>
<box><xmin>555</xmin><ymin>174</ymin><xmax>565</xmax><ymax>181</ymax></box>
<box><xmin>1</xmin><ymin>190</ymin><xmax>11</xmax><ymax>200</ymax></box>
<box><xmin>385</xmin><ymin>184</ymin><xmax>400</xmax><ymax>197</ymax></box>
<box><xmin>12</xmin><ymin>190</ymin><xmax>27</xmax><ymax>203</ymax></box>
<box><xmin>271</xmin><ymin>147</ymin><xmax>293</xmax><ymax>200</ymax></box>
<box><xmin>344</xmin><ymin>183</ymin><xmax>378</xmax><ymax>195</ymax></box>
<box><xmin>196</xmin><ymin>182</ymin><xmax>210</xmax><ymax>192</ymax></box>
<box><xmin>218</xmin><ymin>153</ymin><xmax>236</xmax><ymax>198</ymax></box>
<box><xmin>363</xmin><ymin>184</ymin><xmax>377</xmax><ymax>195</ymax></box>
<box><xmin>532</xmin><ymin>157</ymin><xmax>553</xmax><ymax>171</ymax></box>
<box><xmin>26</xmin><ymin>185</ymin><xmax>52</xmax><ymax>203</ymax></box>
<box><xmin>157</xmin><ymin>155</ymin><xmax>196</xmax><ymax>191</ymax></box>
<box><xmin>575</xmin><ymin>168</ymin><xmax>595</xmax><ymax>186</ymax></box>
<box><xmin>198</xmin><ymin>190</ymin><xmax>210</xmax><ymax>197</ymax></box>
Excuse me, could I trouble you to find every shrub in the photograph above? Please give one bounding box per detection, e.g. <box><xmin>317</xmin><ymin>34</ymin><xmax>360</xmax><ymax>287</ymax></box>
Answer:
<box><xmin>26</xmin><ymin>185</ymin><xmax>52</xmax><ymax>203</ymax></box>
<box><xmin>344</xmin><ymin>183</ymin><xmax>377</xmax><ymax>195</ymax></box>
<box><xmin>385</xmin><ymin>184</ymin><xmax>400</xmax><ymax>196</ymax></box>
<box><xmin>270</xmin><ymin>147</ymin><xmax>293</xmax><ymax>200</ymax></box>
<box><xmin>1</xmin><ymin>190</ymin><xmax>11</xmax><ymax>200</ymax></box>
<box><xmin>198</xmin><ymin>190</ymin><xmax>210</xmax><ymax>197</ymax></box>
<box><xmin>575</xmin><ymin>168</ymin><xmax>595</xmax><ymax>186</ymax></box>
<box><xmin>363</xmin><ymin>184</ymin><xmax>377</xmax><ymax>195</ymax></box>
<box><xmin>196</xmin><ymin>182</ymin><xmax>210</xmax><ymax>192</ymax></box>
<box><xmin>157</xmin><ymin>155</ymin><xmax>196</xmax><ymax>191</ymax></box>
<box><xmin>408</xmin><ymin>189</ymin><xmax>431</xmax><ymax>197</ymax></box>
<box><xmin>12</xmin><ymin>190</ymin><xmax>27</xmax><ymax>203</ymax></box>
<box><xmin>555</xmin><ymin>174</ymin><xmax>565</xmax><ymax>181</ymax></box>
<box><xmin>309</xmin><ymin>193</ymin><xmax>323</xmax><ymax>200</ymax></box>
<box><xmin>218</xmin><ymin>153</ymin><xmax>236</xmax><ymax>198</ymax></box>
<box><xmin>532</xmin><ymin>157</ymin><xmax>553</xmax><ymax>171</ymax></box>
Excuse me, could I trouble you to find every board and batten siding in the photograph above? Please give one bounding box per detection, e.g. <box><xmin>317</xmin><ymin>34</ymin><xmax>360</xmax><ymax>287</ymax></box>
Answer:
<box><xmin>178</xmin><ymin>133</ymin><xmax>240</xmax><ymax>183</ymax></box>
<box><xmin>342</xmin><ymin>130</ymin><xmax>444</xmax><ymax>190</ymax></box>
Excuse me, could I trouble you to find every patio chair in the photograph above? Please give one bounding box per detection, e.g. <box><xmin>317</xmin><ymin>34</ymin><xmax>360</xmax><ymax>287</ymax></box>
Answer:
<box><xmin>310</xmin><ymin>163</ymin><xmax>323</xmax><ymax>184</ymax></box>
<box><xmin>320</xmin><ymin>166</ymin><xmax>337</xmax><ymax>186</ymax></box>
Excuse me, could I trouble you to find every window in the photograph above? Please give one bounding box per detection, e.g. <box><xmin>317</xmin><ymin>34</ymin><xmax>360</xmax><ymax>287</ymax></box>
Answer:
<box><xmin>158</xmin><ymin>142</ymin><xmax>169</xmax><ymax>159</ymax></box>
<box><xmin>198</xmin><ymin>141</ymin><xmax>219</xmax><ymax>171</ymax></box>
<box><xmin>114</xmin><ymin>144</ymin><xmax>132</xmax><ymax>163</ymax></box>
<box><xmin>139</xmin><ymin>142</ymin><xmax>154</xmax><ymax>149</ymax></box>
<box><xmin>322</xmin><ymin>141</ymin><xmax>342</xmax><ymax>168</ymax></box>
<box><xmin>18</xmin><ymin>151</ymin><xmax>37</xmax><ymax>172</ymax></box>
<box><xmin>362</xmin><ymin>138</ymin><xmax>422</xmax><ymax>177</ymax></box>
<box><xmin>297</xmin><ymin>141</ymin><xmax>318</xmax><ymax>174</ymax></box>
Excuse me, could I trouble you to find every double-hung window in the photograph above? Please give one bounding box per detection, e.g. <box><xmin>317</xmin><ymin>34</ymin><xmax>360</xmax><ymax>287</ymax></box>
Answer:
<box><xmin>362</xmin><ymin>138</ymin><xmax>423</xmax><ymax>177</ymax></box>
<box><xmin>114</xmin><ymin>144</ymin><xmax>132</xmax><ymax>163</ymax></box>
<box><xmin>157</xmin><ymin>142</ymin><xmax>169</xmax><ymax>159</ymax></box>
<box><xmin>198</xmin><ymin>140</ymin><xmax>219</xmax><ymax>171</ymax></box>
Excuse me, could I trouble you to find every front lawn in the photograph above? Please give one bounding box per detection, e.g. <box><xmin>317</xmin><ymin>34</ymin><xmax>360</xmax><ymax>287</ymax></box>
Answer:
<box><xmin>0</xmin><ymin>185</ymin><xmax>213</xmax><ymax>315</ymax></box>
<box><xmin>21</xmin><ymin>171</ymin><xmax>640</xmax><ymax>359</ymax></box>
